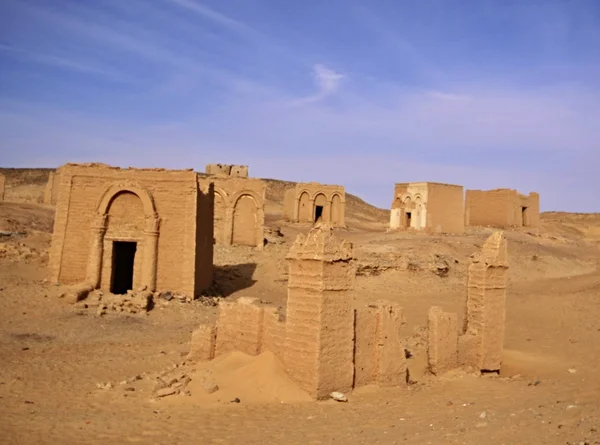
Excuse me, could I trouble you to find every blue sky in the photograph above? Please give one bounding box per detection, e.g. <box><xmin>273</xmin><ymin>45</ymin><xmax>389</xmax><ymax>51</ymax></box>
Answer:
<box><xmin>1</xmin><ymin>0</ymin><xmax>599</xmax><ymax>211</ymax></box>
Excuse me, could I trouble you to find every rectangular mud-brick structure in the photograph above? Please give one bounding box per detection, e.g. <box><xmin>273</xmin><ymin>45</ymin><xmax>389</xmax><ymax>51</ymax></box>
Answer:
<box><xmin>0</xmin><ymin>173</ymin><xmax>5</xmax><ymax>201</ymax></box>
<box><xmin>205</xmin><ymin>164</ymin><xmax>249</xmax><ymax>178</ymax></box>
<box><xmin>465</xmin><ymin>189</ymin><xmax>540</xmax><ymax>228</ymax></box>
<box><xmin>48</xmin><ymin>163</ymin><xmax>214</xmax><ymax>297</ymax></box>
<box><xmin>390</xmin><ymin>182</ymin><xmax>464</xmax><ymax>234</ymax></box>
<box><xmin>198</xmin><ymin>176</ymin><xmax>266</xmax><ymax>248</ymax></box>
<box><xmin>283</xmin><ymin>182</ymin><xmax>345</xmax><ymax>227</ymax></box>
<box><xmin>460</xmin><ymin>231</ymin><xmax>509</xmax><ymax>371</ymax></box>
<box><xmin>284</xmin><ymin>222</ymin><xmax>355</xmax><ymax>399</ymax></box>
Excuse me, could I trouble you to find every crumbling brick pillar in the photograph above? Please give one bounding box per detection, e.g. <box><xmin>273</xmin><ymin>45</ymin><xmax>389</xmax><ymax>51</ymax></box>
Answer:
<box><xmin>0</xmin><ymin>173</ymin><xmax>5</xmax><ymax>201</ymax></box>
<box><xmin>284</xmin><ymin>222</ymin><xmax>355</xmax><ymax>399</ymax></box>
<box><xmin>459</xmin><ymin>231</ymin><xmax>509</xmax><ymax>371</ymax></box>
<box><xmin>86</xmin><ymin>214</ymin><xmax>108</xmax><ymax>288</ymax></box>
<box><xmin>143</xmin><ymin>215</ymin><xmax>160</xmax><ymax>291</ymax></box>
<box><xmin>43</xmin><ymin>172</ymin><xmax>55</xmax><ymax>205</ymax></box>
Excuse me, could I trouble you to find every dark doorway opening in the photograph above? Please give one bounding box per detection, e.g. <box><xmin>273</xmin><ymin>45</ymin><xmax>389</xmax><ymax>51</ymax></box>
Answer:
<box><xmin>521</xmin><ymin>207</ymin><xmax>528</xmax><ymax>226</ymax></box>
<box><xmin>405</xmin><ymin>211</ymin><xmax>412</xmax><ymax>228</ymax></box>
<box><xmin>315</xmin><ymin>205</ymin><xmax>324</xmax><ymax>222</ymax></box>
<box><xmin>111</xmin><ymin>241</ymin><xmax>136</xmax><ymax>294</ymax></box>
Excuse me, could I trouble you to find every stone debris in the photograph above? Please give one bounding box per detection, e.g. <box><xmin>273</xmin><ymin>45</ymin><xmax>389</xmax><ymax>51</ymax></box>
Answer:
<box><xmin>155</xmin><ymin>387</ymin><xmax>178</xmax><ymax>398</ymax></box>
<box><xmin>202</xmin><ymin>380</ymin><xmax>219</xmax><ymax>394</ymax></box>
<box><xmin>330</xmin><ymin>392</ymin><xmax>348</xmax><ymax>402</ymax></box>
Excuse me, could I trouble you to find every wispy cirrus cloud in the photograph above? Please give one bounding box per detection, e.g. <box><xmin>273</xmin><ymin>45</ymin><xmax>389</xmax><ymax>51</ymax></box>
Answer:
<box><xmin>165</xmin><ymin>0</ymin><xmax>252</xmax><ymax>32</ymax></box>
<box><xmin>288</xmin><ymin>64</ymin><xmax>345</xmax><ymax>105</ymax></box>
<box><xmin>1</xmin><ymin>0</ymin><xmax>599</xmax><ymax>212</ymax></box>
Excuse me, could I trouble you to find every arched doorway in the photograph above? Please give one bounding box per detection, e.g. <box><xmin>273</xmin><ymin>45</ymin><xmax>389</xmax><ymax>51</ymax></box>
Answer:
<box><xmin>331</xmin><ymin>194</ymin><xmax>342</xmax><ymax>225</ymax></box>
<box><xmin>213</xmin><ymin>191</ymin><xmax>226</xmax><ymax>244</ymax></box>
<box><xmin>232</xmin><ymin>194</ymin><xmax>258</xmax><ymax>246</ymax></box>
<box><xmin>104</xmin><ymin>191</ymin><xmax>145</xmax><ymax>294</ymax></box>
<box><xmin>298</xmin><ymin>191</ymin><xmax>311</xmax><ymax>222</ymax></box>
<box><xmin>403</xmin><ymin>197</ymin><xmax>413</xmax><ymax>229</ymax></box>
<box><xmin>313</xmin><ymin>193</ymin><xmax>327</xmax><ymax>223</ymax></box>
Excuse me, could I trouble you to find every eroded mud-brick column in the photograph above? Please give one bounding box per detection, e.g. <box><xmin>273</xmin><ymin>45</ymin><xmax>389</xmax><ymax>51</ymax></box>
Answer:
<box><xmin>460</xmin><ymin>231</ymin><xmax>509</xmax><ymax>371</ymax></box>
<box><xmin>284</xmin><ymin>223</ymin><xmax>355</xmax><ymax>399</ymax></box>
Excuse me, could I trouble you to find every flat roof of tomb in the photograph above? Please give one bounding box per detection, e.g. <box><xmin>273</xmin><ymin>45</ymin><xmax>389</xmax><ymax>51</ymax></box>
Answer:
<box><xmin>394</xmin><ymin>181</ymin><xmax>463</xmax><ymax>188</ymax></box>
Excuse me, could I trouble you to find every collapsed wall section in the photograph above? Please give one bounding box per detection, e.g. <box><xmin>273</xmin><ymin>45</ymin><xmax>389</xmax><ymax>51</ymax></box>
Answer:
<box><xmin>427</xmin><ymin>231</ymin><xmax>509</xmax><ymax>374</ymax></box>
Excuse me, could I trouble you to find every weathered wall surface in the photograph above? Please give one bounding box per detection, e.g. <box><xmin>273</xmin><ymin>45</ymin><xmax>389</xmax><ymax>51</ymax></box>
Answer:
<box><xmin>427</xmin><ymin>183</ymin><xmax>464</xmax><ymax>234</ymax></box>
<box><xmin>205</xmin><ymin>164</ymin><xmax>249</xmax><ymax>178</ymax></box>
<box><xmin>49</xmin><ymin>163</ymin><xmax>213</xmax><ymax>297</ymax></box>
<box><xmin>428</xmin><ymin>231</ymin><xmax>509</xmax><ymax>375</ymax></box>
<box><xmin>465</xmin><ymin>189</ymin><xmax>540</xmax><ymax>228</ymax></box>
<box><xmin>354</xmin><ymin>302</ymin><xmax>406</xmax><ymax>387</ymax></box>
<box><xmin>198</xmin><ymin>176</ymin><xmax>265</xmax><ymax>248</ymax></box>
<box><xmin>0</xmin><ymin>168</ymin><xmax>53</xmax><ymax>204</ymax></box>
<box><xmin>284</xmin><ymin>182</ymin><xmax>346</xmax><ymax>226</ymax></box>
<box><xmin>42</xmin><ymin>166</ymin><xmax>64</xmax><ymax>206</ymax></box>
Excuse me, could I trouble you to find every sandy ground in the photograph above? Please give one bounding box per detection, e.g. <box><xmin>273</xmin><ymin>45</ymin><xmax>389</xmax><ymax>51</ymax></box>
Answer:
<box><xmin>1</xmin><ymin>199</ymin><xmax>600</xmax><ymax>445</ymax></box>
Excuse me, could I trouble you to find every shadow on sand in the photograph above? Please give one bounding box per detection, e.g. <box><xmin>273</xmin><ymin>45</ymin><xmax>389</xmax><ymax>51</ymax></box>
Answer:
<box><xmin>213</xmin><ymin>263</ymin><xmax>258</xmax><ymax>297</ymax></box>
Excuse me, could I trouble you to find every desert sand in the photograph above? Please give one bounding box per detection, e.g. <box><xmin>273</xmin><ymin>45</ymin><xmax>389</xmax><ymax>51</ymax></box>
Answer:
<box><xmin>0</xmin><ymin>175</ymin><xmax>599</xmax><ymax>445</ymax></box>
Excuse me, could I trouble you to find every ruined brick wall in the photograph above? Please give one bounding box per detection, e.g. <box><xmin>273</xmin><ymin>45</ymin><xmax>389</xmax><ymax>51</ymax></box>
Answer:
<box><xmin>426</xmin><ymin>183</ymin><xmax>464</xmax><ymax>234</ymax></box>
<box><xmin>354</xmin><ymin>302</ymin><xmax>406</xmax><ymax>388</ymax></box>
<box><xmin>49</xmin><ymin>163</ymin><xmax>213</xmax><ymax>297</ymax></box>
<box><xmin>465</xmin><ymin>189</ymin><xmax>512</xmax><ymax>227</ymax></box>
<box><xmin>42</xmin><ymin>166</ymin><xmax>63</xmax><ymax>206</ymax></box>
<box><xmin>205</xmin><ymin>164</ymin><xmax>249</xmax><ymax>178</ymax></box>
<box><xmin>284</xmin><ymin>182</ymin><xmax>346</xmax><ymax>227</ymax></box>
<box><xmin>198</xmin><ymin>176</ymin><xmax>265</xmax><ymax>248</ymax></box>
<box><xmin>427</xmin><ymin>231</ymin><xmax>509</xmax><ymax>375</ymax></box>
<box><xmin>0</xmin><ymin>173</ymin><xmax>5</xmax><ymax>201</ymax></box>
<box><xmin>0</xmin><ymin>168</ymin><xmax>52</xmax><ymax>204</ymax></box>
<box><xmin>465</xmin><ymin>189</ymin><xmax>540</xmax><ymax>228</ymax></box>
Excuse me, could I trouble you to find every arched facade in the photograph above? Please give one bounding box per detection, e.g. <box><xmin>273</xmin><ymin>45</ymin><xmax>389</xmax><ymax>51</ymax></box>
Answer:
<box><xmin>48</xmin><ymin>163</ymin><xmax>214</xmax><ymax>298</ymax></box>
<box><xmin>87</xmin><ymin>182</ymin><xmax>161</xmax><ymax>294</ymax></box>
<box><xmin>284</xmin><ymin>183</ymin><xmax>346</xmax><ymax>227</ymax></box>
<box><xmin>202</xmin><ymin>177</ymin><xmax>266</xmax><ymax>249</ymax></box>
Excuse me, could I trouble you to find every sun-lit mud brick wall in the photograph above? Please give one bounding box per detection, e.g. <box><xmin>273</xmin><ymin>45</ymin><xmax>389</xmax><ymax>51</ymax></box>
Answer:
<box><xmin>354</xmin><ymin>301</ymin><xmax>407</xmax><ymax>388</ymax></box>
<box><xmin>215</xmin><ymin>297</ymin><xmax>265</xmax><ymax>357</ymax></box>
<box><xmin>48</xmin><ymin>163</ymin><xmax>214</xmax><ymax>297</ymax></box>
<box><xmin>284</xmin><ymin>224</ymin><xmax>355</xmax><ymax>399</ymax></box>
<box><xmin>198</xmin><ymin>176</ymin><xmax>266</xmax><ymax>249</ymax></box>
<box><xmin>283</xmin><ymin>182</ymin><xmax>346</xmax><ymax>226</ymax></box>
<box><xmin>187</xmin><ymin>223</ymin><xmax>428</xmax><ymax>399</ymax></box>
<box><xmin>465</xmin><ymin>189</ymin><xmax>540</xmax><ymax>228</ymax></box>
<box><xmin>205</xmin><ymin>164</ymin><xmax>249</xmax><ymax>178</ymax></box>
<box><xmin>0</xmin><ymin>173</ymin><xmax>5</xmax><ymax>201</ymax></box>
<box><xmin>42</xmin><ymin>166</ymin><xmax>63</xmax><ymax>205</ymax></box>
<box><xmin>427</xmin><ymin>307</ymin><xmax>458</xmax><ymax>375</ymax></box>
<box><xmin>460</xmin><ymin>231</ymin><xmax>509</xmax><ymax>371</ymax></box>
<box><xmin>390</xmin><ymin>182</ymin><xmax>464</xmax><ymax>234</ymax></box>
<box><xmin>427</xmin><ymin>231</ymin><xmax>509</xmax><ymax>374</ymax></box>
